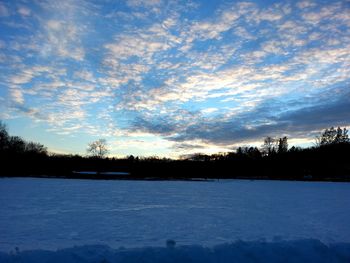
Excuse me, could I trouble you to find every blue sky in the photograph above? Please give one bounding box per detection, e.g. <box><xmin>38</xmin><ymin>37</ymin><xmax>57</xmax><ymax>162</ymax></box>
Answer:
<box><xmin>0</xmin><ymin>0</ymin><xmax>349</xmax><ymax>157</ymax></box>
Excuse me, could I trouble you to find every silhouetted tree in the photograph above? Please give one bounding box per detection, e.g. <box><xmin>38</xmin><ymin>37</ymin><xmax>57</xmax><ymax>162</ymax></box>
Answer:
<box><xmin>87</xmin><ymin>139</ymin><xmax>109</xmax><ymax>158</ymax></box>
<box><xmin>262</xmin><ymin>136</ymin><xmax>276</xmax><ymax>156</ymax></box>
<box><xmin>316</xmin><ymin>127</ymin><xmax>349</xmax><ymax>146</ymax></box>
<box><xmin>288</xmin><ymin>146</ymin><xmax>302</xmax><ymax>153</ymax></box>
<box><xmin>236</xmin><ymin>147</ymin><xmax>244</xmax><ymax>156</ymax></box>
<box><xmin>8</xmin><ymin>136</ymin><xmax>26</xmax><ymax>154</ymax></box>
<box><xmin>127</xmin><ymin>155</ymin><xmax>135</xmax><ymax>162</ymax></box>
<box><xmin>278</xmin><ymin>136</ymin><xmax>288</xmax><ymax>153</ymax></box>
<box><xmin>236</xmin><ymin>147</ymin><xmax>261</xmax><ymax>159</ymax></box>
<box><xmin>334</xmin><ymin>127</ymin><xmax>349</xmax><ymax>144</ymax></box>
<box><xmin>25</xmin><ymin>141</ymin><xmax>48</xmax><ymax>155</ymax></box>
<box><xmin>186</xmin><ymin>153</ymin><xmax>210</xmax><ymax>162</ymax></box>
<box><xmin>0</xmin><ymin>121</ymin><xmax>9</xmax><ymax>152</ymax></box>
<box><xmin>0</xmin><ymin>120</ymin><xmax>48</xmax><ymax>158</ymax></box>
<box><xmin>247</xmin><ymin>147</ymin><xmax>262</xmax><ymax>159</ymax></box>
<box><xmin>1</xmin><ymin>119</ymin><xmax>350</xmax><ymax>181</ymax></box>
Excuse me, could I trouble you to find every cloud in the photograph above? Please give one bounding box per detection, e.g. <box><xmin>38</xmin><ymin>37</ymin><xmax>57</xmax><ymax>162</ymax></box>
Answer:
<box><xmin>108</xmin><ymin>0</ymin><xmax>350</xmax><ymax>117</ymax></box>
<box><xmin>0</xmin><ymin>2</ymin><xmax>9</xmax><ymax>17</ymax></box>
<box><xmin>74</xmin><ymin>70</ymin><xmax>96</xmax><ymax>83</ymax></box>
<box><xmin>296</xmin><ymin>1</ymin><xmax>316</xmax><ymax>9</ymax></box>
<box><xmin>0</xmin><ymin>40</ymin><xmax>5</xmax><ymax>49</ymax></box>
<box><xmin>1</xmin><ymin>0</ymin><xmax>349</xmax><ymax>156</ymax></box>
<box><xmin>46</xmin><ymin>109</ymin><xmax>86</xmax><ymax>126</ymax></box>
<box><xmin>9</xmin><ymin>66</ymin><xmax>51</xmax><ymax>85</ymax></box>
<box><xmin>124</xmin><ymin>82</ymin><xmax>350</xmax><ymax>150</ymax></box>
<box><xmin>202</xmin><ymin>108</ymin><xmax>218</xmax><ymax>114</ymax></box>
<box><xmin>42</xmin><ymin>19</ymin><xmax>85</xmax><ymax>61</ymax></box>
<box><xmin>301</xmin><ymin>3</ymin><xmax>341</xmax><ymax>25</ymax></box>
<box><xmin>255</xmin><ymin>9</ymin><xmax>283</xmax><ymax>22</ymax></box>
<box><xmin>182</xmin><ymin>6</ymin><xmax>243</xmax><ymax>44</ymax></box>
<box><xmin>126</xmin><ymin>0</ymin><xmax>162</xmax><ymax>8</ymax></box>
<box><xmin>10</xmin><ymin>73</ymin><xmax>34</xmax><ymax>85</ymax></box>
<box><xmin>167</xmin><ymin>88</ymin><xmax>350</xmax><ymax>145</ymax></box>
<box><xmin>102</xmin><ymin>18</ymin><xmax>182</xmax><ymax>91</ymax></box>
<box><xmin>173</xmin><ymin>140</ymin><xmax>234</xmax><ymax>156</ymax></box>
<box><xmin>104</xmin><ymin>32</ymin><xmax>170</xmax><ymax>62</ymax></box>
<box><xmin>19</xmin><ymin>0</ymin><xmax>96</xmax><ymax>62</ymax></box>
<box><xmin>10</xmin><ymin>87</ymin><xmax>24</xmax><ymax>104</ymax></box>
<box><xmin>18</xmin><ymin>6</ymin><xmax>31</xmax><ymax>16</ymax></box>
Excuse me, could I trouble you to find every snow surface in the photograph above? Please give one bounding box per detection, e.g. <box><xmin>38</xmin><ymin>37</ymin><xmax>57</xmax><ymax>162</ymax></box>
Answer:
<box><xmin>0</xmin><ymin>178</ymin><xmax>350</xmax><ymax>257</ymax></box>
<box><xmin>72</xmin><ymin>171</ymin><xmax>130</xmax><ymax>176</ymax></box>
<box><xmin>1</xmin><ymin>239</ymin><xmax>349</xmax><ymax>263</ymax></box>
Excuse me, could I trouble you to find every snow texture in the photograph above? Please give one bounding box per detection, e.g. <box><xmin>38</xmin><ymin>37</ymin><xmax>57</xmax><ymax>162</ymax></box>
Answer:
<box><xmin>72</xmin><ymin>171</ymin><xmax>130</xmax><ymax>175</ymax></box>
<box><xmin>0</xmin><ymin>178</ymin><xmax>350</xmax><ymax>253</ymax></box>
<box><xmin>0</xmin><ymin>239</ymin><xmax>349</xmax><ymax>263</ymax></box>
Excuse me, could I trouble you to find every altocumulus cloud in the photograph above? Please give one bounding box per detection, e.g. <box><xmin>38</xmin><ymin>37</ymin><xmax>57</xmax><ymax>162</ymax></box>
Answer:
<box><xmin>0</xmin><ymin>0</ymin><xmax>349</xmax><ymax>156</ymax></box>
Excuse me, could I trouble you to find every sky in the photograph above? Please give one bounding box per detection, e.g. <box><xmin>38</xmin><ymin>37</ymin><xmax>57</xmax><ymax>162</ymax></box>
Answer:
<box><xmin>0</xmin><ymin>0</ymin><xmax>349</xmax><ymax>158</ymax></box>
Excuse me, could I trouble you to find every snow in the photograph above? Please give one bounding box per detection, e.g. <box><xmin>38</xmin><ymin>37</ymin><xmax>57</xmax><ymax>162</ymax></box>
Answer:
<box><xmin>0</xmin><ymin>240</ymin><xmax>349</xmax><ymax>263</ymax></box>
<box><xmin>0</xmin><ymin>178</ymin><xmax>350</xmax><ymax>260</ymax></box>
<box><xmin>72</xmin><ymin>171</ymin><xmax>130</xmax><ymax>176</ymax></box>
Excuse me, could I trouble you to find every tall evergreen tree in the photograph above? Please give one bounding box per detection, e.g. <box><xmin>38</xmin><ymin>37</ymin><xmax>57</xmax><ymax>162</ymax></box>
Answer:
<box><xmin>278</xmin><ymin>137</ymin><xmax>288</xmax><ymax>153</ymax></box>
<box><xmin>0</xmin><ymin>121</ymin><xmax>9</xmax><ymax>152</ymax></box>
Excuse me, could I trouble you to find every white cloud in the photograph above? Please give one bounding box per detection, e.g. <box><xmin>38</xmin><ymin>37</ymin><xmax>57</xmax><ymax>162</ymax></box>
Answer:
<box><xmin>126</xmin><ymin>0</ymin><xmax>162</xmax><ymax>8</ymax></box>
<box><xmin>10</xmin><ymin>87</ymin><xmax>24</xmax><ymax>104</ymax></box>
<box><xmin>256</xmin><ymin>9</ymin><xmax>283</xmax><ymax>22</ymax></box>
<box><xmin>25</xmin><ymin>0</ymin><xmax>94</xmax><ymax>63</ymax></box>
<box><xmin>115</xmin><ymin>64</ymin><xmax>271</xmax><ymax>112</ymax></box>
<box><xmin>185</xmin><ymin>8</ymin><xmax>240</xmax><ymax>41</ymax></box>
<box><xmin>10</xmin><ymin>73</ymin><xmax>34</xmax><ymax>85</ymax></box>
<box><xmin>301</xmin><ymin>5</ymin><xmax>339</xmax><ymax>24</ymax></box>
<box><xmin>1</xmin><ymin>0</ymin><xmax>349</xmax><ymax>156</ymax></box>
<box><xmin>102</xmin><ymin>19</ymin><xmax>182</xmax><ymax>88</ymax></box>
<box><xmin>46</xmin><ymin>20</ymin><xmax>62</xmax><ymax>30</ymax></box>
<box><xmin>74</xmin><ymin>70</ymin><xmax>96</xmax><ymax>83</ymax></box>
<box><xmin>46</xmin><ymin>109</ymin><xmax>86</xmax><ymax>127</ymax></box>
<box><xmin>18</xmin><ymin>6</ymin><xmax>31</xmax><ymax>16</ymax></box>
<box><xmin>296</xmin><ymin>0</ymin><xmax>316</xmax><ymax>9</ymax></box>
<box><xmin>9</xmin><ymin>66</ymin><xmax>51</xmax><ymax>85</ymax></box>
<box><xmin>105</xmin><ymin>22</ymin><xmax>178</xmax><ymax>63</ymax></box>
<box><xmin>233</xmin><ymin>26</ymin><xmax>255</xmax><ymax>40</ymax></box>
<box><xmin>202</xmin><ymin>108</ymin><xmax>218</xmax><ymax>114</ymax></box>
<box><xmin>42</xmin><ymin>20</ymin><xmax>85</xmax><ymax>61</ymax></box>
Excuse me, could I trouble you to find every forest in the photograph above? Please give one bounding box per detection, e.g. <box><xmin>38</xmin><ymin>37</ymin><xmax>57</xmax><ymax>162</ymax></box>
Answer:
<box><xmin>1</xmin><ymin>121</ymin><xmax>349</xmax><ymax>181</ymax></box>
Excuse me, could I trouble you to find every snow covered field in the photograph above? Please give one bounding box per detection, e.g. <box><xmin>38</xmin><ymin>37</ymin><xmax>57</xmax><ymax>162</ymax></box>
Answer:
<box><xmin>0</xmin><ymin>178</ymin><xmax>349</xmax><ymax>262</ymax></box>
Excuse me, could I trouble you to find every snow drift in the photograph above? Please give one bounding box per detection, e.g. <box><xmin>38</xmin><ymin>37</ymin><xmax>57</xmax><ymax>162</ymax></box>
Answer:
<box><xmin>1</xmin><ymin>239</ymin><xmax>349</xmax><ymax>263</ymax></box>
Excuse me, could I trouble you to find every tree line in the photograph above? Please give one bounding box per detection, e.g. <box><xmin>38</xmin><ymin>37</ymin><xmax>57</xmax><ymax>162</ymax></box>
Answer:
<box><xmin>0</xmin><ymin>121</ymin><xmax>47</xmax><ymax>156</ymax></box>
<box><xmin>1</xmin><ymin>120</ymin><xmax>349</xmax><ymax>181</ymax></box>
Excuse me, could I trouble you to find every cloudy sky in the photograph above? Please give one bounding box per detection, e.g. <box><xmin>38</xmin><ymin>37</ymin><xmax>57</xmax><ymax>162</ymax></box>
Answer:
<box><xmin>0</xmin><ymin>0</ymin><xmax>349</xmax><ymax>157</ymax></box>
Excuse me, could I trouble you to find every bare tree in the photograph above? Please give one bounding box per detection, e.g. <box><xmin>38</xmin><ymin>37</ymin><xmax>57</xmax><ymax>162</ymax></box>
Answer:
<box><xmin>25</xmin><ymin>142</ymin><xmax>48</xmax><ymax>155</ymax></box>
<box><xmin>316</xmin><ymin>127</ymin><xmax>349</xmax><ymax>146</ymax></box>
<box><xmin>262</xmin><ymin>136</ymin><xmax>277</xmax><ymax>156</ymax></box>
<box><xmin>87</xmin><ymin>139</ymin><xmax>109</xmax><ymax>158</ymax></box>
